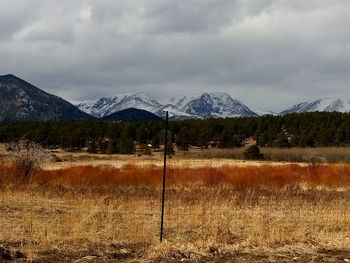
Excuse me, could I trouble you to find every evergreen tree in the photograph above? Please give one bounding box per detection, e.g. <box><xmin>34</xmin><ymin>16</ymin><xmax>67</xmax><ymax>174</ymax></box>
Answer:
<box><xmin>151</xmin><ymin>133</ymin><xmax>161</xmax><ymax>149</ymax></box>
<box><xmin>277</xmin><ymin>132</ymin><xmax>290</xmax><ymax>148</ymax></box>
<box><xmin>176</xmin><ymin>127</ymin><xmax>190</xmax><ymax>151</ymax></box>
<box><xmin>167</xmin><ymin>140</ymin><xmax>175</xmax><ymax>157</ymax></box>
<box><xmin>244</xmin><ymin>145</ymin><xmax>264</xmax><ymax>160</ymax></box>
<box><xmin>106</xmin><ymin>138</ymin><xmax>117</xmax><ymax>154</ymax></box>
<box><xmin>138</xmin><ymin>143</ymin><xmax>152</xmax><ymax>156</ymax></box>
<box><xmin>117</xmin><ymin>129</ymin><xmax>135</xmax><ymax>154</ymax></box>
<box><xmin>87</xmin><ymin>139</ymin><xmax>98</xmax><ymax>153</ymax></box>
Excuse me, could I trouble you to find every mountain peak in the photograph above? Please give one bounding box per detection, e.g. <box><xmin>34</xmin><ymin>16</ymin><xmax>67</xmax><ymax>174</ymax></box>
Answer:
<box><xmin>0</xmin><ymin>75</ymin><xmax>94</xmax><ymax>121</ymax></box>
<box><xmin>77</xmin><ymin>92</ymin><xmax>161</xmax><ymax>118</ymax></box>
<box><xmin>77</xmin><ymin>92</ymin><xmax>257</xmax><ymax>119</ymax></box>
<box><xmin>1</xmin><ymin>73</ymin><xmax>14</xmax><ymax>77</ymax></box>
<box><xmin>281</xmin><ymin>97</ymin><xmax>350</xmax><ymax>114</ymax></box>
<box><xmin>0</xmin><ymin>74</ymin><xmax>26</xmax><ymax>83</ymax></box>
<box><xmin>182</xmin><ymin>92</ymin><xmax>257</xmax><ymax>118</ymax></box>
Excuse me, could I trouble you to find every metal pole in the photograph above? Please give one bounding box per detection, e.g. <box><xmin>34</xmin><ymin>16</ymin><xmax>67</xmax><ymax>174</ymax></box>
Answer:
<box><xmin>160</xmin><ymin>111</ymin><xmax>169</xmax><ymax>242</ymax></box>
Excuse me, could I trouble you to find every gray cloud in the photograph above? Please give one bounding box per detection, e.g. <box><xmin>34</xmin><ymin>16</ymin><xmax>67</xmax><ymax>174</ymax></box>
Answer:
<box><xmin>1</xmin><ymin>0</ymin><xmax>350</xmax><ymax>111</ymax></box>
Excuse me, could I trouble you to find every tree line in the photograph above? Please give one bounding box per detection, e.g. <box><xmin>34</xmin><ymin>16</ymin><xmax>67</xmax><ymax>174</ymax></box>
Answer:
<box><xmin>0</xmin><ymin>112</ymin><xmax>350</xmax><ymax>154</ymax></box>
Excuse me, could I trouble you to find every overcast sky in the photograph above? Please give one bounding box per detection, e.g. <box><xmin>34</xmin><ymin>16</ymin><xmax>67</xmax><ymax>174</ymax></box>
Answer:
<box><xmin>1</xmin><ymin>0</ymin><xmax>349</xmax><ymax>111</ymax></box>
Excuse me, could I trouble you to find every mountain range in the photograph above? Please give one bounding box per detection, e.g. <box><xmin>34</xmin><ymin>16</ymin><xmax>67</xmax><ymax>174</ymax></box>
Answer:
<box><xmin>1</xmin><ymin>74</ymin><xmax>350</xmax><ymax>121</ymax></box>
<box><xmin>77</xmin><ymin>93</ymin><xmax>350</xmax><ymax>119</ymax></box>
<box><xmin>77</xmin><ymin>92</ymin><xmax>259</xmax><ymax>119</ymax></box>
<box><xmin>0</xmin><ymin>74</ymin><xmax>93</xmax><ymax>121</ymax></box>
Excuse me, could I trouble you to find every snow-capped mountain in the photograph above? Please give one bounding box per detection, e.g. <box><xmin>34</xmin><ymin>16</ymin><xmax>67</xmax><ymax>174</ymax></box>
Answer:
<box><xmin>159</xmin><ymin>94</ymin><xmax>199</xmax><ymax>110</ymax></box>
<box><xmin>154</xmin><ymin>104</ymin><xmax>195</xmax><ymax>119</ymax></box>
<box><xmin>280</xmin><ymin>98</ymin><xmax>350</xmax><ymax>114</ymax></box>
<box><xmin>253</xmin><ymin>109</ymin><xmax>278</xmax><ymax>116</ymax></box>
<box><xmin>77</xmin><ymin>92</ymin><xmax>257</xmax><ymax>119</ymax></box>
<box><xmin>77</xmin><ymin>92</ymin><xmax>162</xmax><ymax>118</ymax></box>
<box><xmin>180</xmin><ymin>92</ymin><xmax>257</xmax><ymax>118</ymax></box>
<box><xmin>0</xmin><ymin>74</ymin><xmax>93</xmax><ymax>121</ymax></box>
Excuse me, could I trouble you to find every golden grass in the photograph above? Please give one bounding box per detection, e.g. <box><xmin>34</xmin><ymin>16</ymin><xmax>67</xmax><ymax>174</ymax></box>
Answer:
<box><xmin>1</xmin><ymin>163</ymin><xmax>350</xmax><ymax>261</ymax></box>
<box><xmin>38</xmin><ymin>146</ymin><xmax>350</xmax><ymax>172</ymax></box>
<box><xmin>262</xmin><ymin>147</ymin><xmax>350</xmax><ymax>163</ymax></box>
<box><xmin>173</xmin><ymin>146</ymin><xmax>350</xmax><ymax>163</ymax></box>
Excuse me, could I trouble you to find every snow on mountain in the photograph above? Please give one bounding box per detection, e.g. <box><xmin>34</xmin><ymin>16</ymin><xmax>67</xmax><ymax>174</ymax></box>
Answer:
<box><xmin>113</xmin><ymin>92</ymin><xmax>161</xmax><ymax>113</ymax></box>
<box><xmin>77</xmin><ymin>92</ymin><xmax>161</xmax><ymax>118</ymax></box>
<box><xmin>325</xmin><ymin>98</ymin><xmax>350</xmax><ymax>112</ymax></box>
<box><xmin>180</xmin><ymin>92</ymin><xmax>257</xmax><ymax>118</ymax></box>
<box><xmin>159</xmin><ymin>94</ymin><xmax>199</xmax><ymax>110</ymax></box>
<box><xmin>158</xmin><ymin>92</ymin><xmax>258</xmax><ymax>118</ymax></box>
<box><xmin>155</xmin><ymin>104</ymin><xmax>195</xmax><ymax>119</ymax></box>
<box><xmin>253</xmin><ymin>109</ymin><xmax>278</xmax><ymax>116</ymax></box>
<box><xmin>280</xmin><ymin>98</ymin><xmax>350</xmax><ymax>114</ymax></box>
<box><xmin>77</xmin><ymin>92</ymin><xmax>258</xmax><ymax>119</ymax></box>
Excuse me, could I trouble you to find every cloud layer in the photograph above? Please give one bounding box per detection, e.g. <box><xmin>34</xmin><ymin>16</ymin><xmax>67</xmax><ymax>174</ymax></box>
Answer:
<box><xmin>1</xmin><ymin>0</ymin><xmax>349</xmax><ymax>111</ymax></box>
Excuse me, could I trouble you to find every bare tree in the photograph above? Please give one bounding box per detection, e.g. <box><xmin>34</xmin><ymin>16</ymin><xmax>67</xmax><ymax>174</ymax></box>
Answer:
<box><xmin>6</xmin><ymin>141</ymin><xmax>46</xmax><ymax>184</ymax></box>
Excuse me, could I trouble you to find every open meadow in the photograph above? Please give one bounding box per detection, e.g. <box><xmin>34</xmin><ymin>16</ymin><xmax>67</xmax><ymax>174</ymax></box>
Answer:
<box><xmin>40</xmin><ymin>146</ymin><xmax>350</xmax><ymax>170</ymax></box>
<box><xmin>1</xmin><ymin>147</ymin><xmax>350</xmax><ymax>262</ymax></box>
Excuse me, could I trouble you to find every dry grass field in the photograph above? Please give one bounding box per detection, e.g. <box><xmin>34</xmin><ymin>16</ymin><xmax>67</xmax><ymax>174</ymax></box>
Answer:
<box><xmin>176</xmin><ymin>146</ymin><xmax>350</xmax><ymax>163</ymax></box>
<box><xmin>1</xmin><ymin>156</ymin><xmax>350</xmax><ymax>262</ymax></box>
<box><xmin>35</xmin><ymin>146</ymin><xmax>350</xmax><ymax>171</ymax></box>
<box><xmin>1</xmin><ymin>143</ymin><xmax>350</xmax><ymax>262</ymax></box>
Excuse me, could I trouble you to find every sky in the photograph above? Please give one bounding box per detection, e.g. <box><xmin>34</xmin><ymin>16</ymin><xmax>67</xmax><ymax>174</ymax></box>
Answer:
<box><xmin>1</xmin><ymin>0</ymin><xmax>350</xmax><ymax>112</ymax></box>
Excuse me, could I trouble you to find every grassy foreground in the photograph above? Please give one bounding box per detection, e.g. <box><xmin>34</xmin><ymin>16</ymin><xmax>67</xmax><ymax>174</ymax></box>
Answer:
<box><xmin>1</xmin><ymin>164</ymin><xmax>350</xmax><ymax>262</ymax></box>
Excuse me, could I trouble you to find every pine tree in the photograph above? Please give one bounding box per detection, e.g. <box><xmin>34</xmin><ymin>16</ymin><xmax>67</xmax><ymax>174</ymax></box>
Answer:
<box><xmin>176</xmin><ymin>127</ymin><xmax>190</xmax><ymax>151</ymax></box>
<box><xmin>244</xmin><ymin>145</ymin><xmax>264</xmax><ymax>160</ymax></box>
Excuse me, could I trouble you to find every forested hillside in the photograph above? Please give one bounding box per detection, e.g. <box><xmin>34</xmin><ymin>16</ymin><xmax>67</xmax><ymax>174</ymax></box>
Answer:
<box><xmin>0</xmin><ymin>112</ymin><xmax>350</xmax><ymax>154</ymax></box>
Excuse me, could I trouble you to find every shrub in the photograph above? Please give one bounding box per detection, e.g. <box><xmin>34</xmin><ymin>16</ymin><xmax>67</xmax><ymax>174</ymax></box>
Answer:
<box><xmin>303</xmin><ymin>151</ymin><xmax>327</xmax><ymax>167</ymax></box>
<box><xmin>244</xmin><ymin>145</ymin><xmax>264</xmax><ymax>160</ymax></box>
<box><xmin>138</xmin><ymin>144</ymin><xmax>152</xmax><ymax>156</ymax></box>
<box><xmin>6</xmin><ymin>141</ymin><xmax>46</xmax><ymax>184</ymax></box>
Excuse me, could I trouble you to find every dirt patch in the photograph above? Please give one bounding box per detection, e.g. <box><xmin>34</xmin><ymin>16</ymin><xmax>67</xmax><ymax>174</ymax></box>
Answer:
<box><xmin>35</xmin><ymin>246</ymin><xmax>142</xmax><ymax>263</ymax></box>
<box><xmin>204</xmin><ymin>250</ymin><xmax>350</xmax><ymax>262</ymax></box>
<box><xmin>0</xmin><ymin>244</ymin><xmax>26</xmax><ymax>261</ymax></box>
<box><xmin>0</xmin><ymin>242</ymin><xmax>147</xmax><ymax>263</ymax></box>
<box><xmin>2</xmin><ymin>242</ymin><xmax>350</xmax><ymax>262</ymax></box>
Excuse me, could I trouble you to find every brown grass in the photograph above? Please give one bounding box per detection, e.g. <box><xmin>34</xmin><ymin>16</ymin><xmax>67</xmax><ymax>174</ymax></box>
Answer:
<box><xmin>176</xmin><ymin>146</ymin><xmax>350</xmax><ymax>163</ymax></box>
<box><xmin>262</xmin><ymin>147</ymin><xmax>350</xmax><ymax>163</ymax></box>
<box><xmin>29</xmin><ymin>163</ymin><xmax>350</xmax><ymax>189</ymax></box>
<box><xmin>1</xmin><ymin>163</ymin><xmax>350</xmax><ymax>261</ymax></box>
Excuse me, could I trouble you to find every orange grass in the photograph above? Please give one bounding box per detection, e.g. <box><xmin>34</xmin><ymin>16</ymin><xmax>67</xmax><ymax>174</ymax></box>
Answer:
<box><xmin>1</xmin><ymin>163</ymin><xmax>350</xmax><ymax>261</ymax></box>
<box><xmin>22</xmin><ymin>163</ymin><xmax>350</xmax><ymax>189</ymax></box>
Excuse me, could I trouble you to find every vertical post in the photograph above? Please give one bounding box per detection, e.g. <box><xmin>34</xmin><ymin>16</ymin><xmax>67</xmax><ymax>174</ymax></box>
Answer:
<box><xmin>160</xmin><ymin>111</ymin><xmax>169</xmax><ymax>242</ymax></box>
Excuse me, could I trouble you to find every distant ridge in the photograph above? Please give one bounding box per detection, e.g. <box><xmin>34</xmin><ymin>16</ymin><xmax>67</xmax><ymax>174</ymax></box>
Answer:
<box><xmin>280</xmin><ymin>98</ymin><xmax>350</xmax><ymax>114</ymax></box>
<box><xmin>2</xmin><ymin>74</ymin><xmax>349</xmax><ymax>121</ymax></box>
<box><xmin>102</xmin><ymin>108</ymin><xmax>163</xmax><ymax>122</ymax></box>
<box><xmin>0</xmin><ymin>74</ymin><xmax>94</xmax><ymax>121</ymax></box>
<box><xmin>77</xmin><ymin>92</ymin><xmax>258</xmax><ymax>119</ymax></box>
